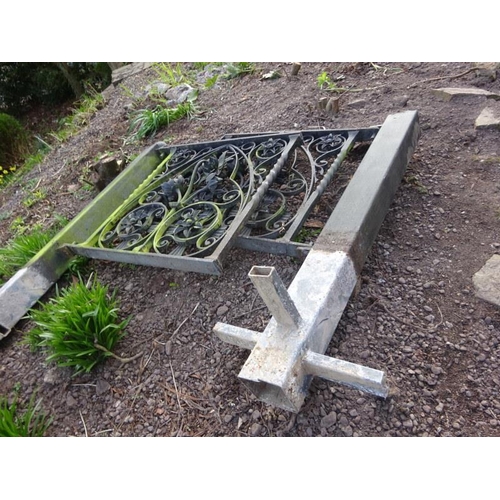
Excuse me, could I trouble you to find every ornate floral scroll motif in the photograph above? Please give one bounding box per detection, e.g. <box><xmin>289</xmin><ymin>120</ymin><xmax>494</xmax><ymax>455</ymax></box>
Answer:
<box><xmin>244</xmin><ymin>132</ymin><xmax>347</xmax><ymax>239</ymax></box>
<box><xmin>90</xmin><ymin>135</ymin><xmax>289</xmax><ymax>256</ymax></box>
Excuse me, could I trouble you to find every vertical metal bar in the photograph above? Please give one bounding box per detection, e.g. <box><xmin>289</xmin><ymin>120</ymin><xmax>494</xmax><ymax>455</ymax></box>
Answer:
<box><xmin>248</xmin><ymin>266</ymin><xmax>302</xmax><ymax>330</ymax></box>
<box><xmin>210</xmin><ymin>134</ymin><xmax>302</xmax><ymax>266</ymax></box>
<box><xmin>283</xmin><ymin>130</ymin><xmax>358</xmax><ymax>242</ymax></box>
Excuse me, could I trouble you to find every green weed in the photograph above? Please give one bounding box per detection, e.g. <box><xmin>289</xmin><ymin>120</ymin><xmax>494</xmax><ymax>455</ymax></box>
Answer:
<box><xmin>22</xmin><ymin>188</ymin><xmax>47</xmax><ymax>208</ymax></box>
<box><xmin>224</xmin><ymin>62</ymin><xmax>255</xmax><ymax>79</ymax></box>
<box><xmin>0</xmin><ymin>390</ymin><xmax>52</xmax><ymax>437</ymax></box>
<box><xmin>295</xmin><ymin>227</ymin><xmax>322</xmax><ymax>243</ymax></box>
<box><xmin>25</xmin><ymin>274</ymin><xmax>130</xmax><ymax>376</ymax></box>
<box><xmin>204</xmin><ymin>75</ymin><xmax>219</xmax><ymax>89</ymax></box>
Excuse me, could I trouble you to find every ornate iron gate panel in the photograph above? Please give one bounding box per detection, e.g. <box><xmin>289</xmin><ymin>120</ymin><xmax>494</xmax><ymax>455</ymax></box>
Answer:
<box><xmin>67</xmin><ymin>127</ymin><xmax>379</xmax><ymax>272</ymax></box>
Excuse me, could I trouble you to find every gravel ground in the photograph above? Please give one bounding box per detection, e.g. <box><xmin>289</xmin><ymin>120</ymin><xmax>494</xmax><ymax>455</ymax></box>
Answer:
<box><xmin>0</xmin><ymin>62</ymin><xmax>499</xmax><ymax>437</ymax></box>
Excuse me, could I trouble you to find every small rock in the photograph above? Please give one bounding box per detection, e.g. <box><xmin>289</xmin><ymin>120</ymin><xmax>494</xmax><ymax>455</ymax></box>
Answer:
<box><xmin>250</xmin><ymin>423</ymin><xmax>263</xmax><ymax>436</ymax></box>
<box><xmin>436</xmin><ymin>402</ymin><xmax>444</xmax><ymax>413</ymax></box>
<box><xmin>320</xmin><ymin>411</ymin><xmax>337</xmax><ymax>428</ymax></box>
<box><xmin>473</xmin><ymin>255</ymin><xmax>500</xmax><ymax>306</ymax></box>
<box><xmin>432</xmin><ymin>87</ymin><xmax>500</xmax><ymax>101</ymax></box>
<box><xmin>252</xmin><ymin>410</ymin><xmax>261</xmax><ymax>421</ymax></box>
<box><xmin>347</xmin><ymin>99</ymin><xmax>367</xmax><ymax>108</ymax></box>
<box><xmin>223</xmin><ymin>414</ymin><xmax>233</xmax><ymax>424</ymax></box>
<box><xmin>43</xmin><ymin>368</ymin><xmax>63</xmax><ymax>384</ymax></box>
<box><xmin>342</xmin><ymin>425</ymin><xmax>353</xmax><ymax>437</ymax></box>
<box><xmin>394</xmin><ymin>95</ymin><xmax>409</xmax><ymax>107</ymax></box>
<box><xmin>398</xmin><ymin>277</ymin><xmax>407</xmax><ymax>284</ymax></box>
<box><xmin>216</xmin><ymin>305</ymin><xmax>229</xmax><ymax>317</ymax></box>
<box><xmin>165</xmin><ymin>340</ymin><xmax>172</xmax><ymax>356</ymax></box>
<box><xmin>66</xmin><ymin>393</ymin><xmax>77</xmax><ymax>407</ymax></box>
<box><xmin>431</xmin><ymin>365</ymin><xmax>442</xmax><ymax>375</ymax></box>
<box><xmin>165</xmin><ymin>83</ymin><xmax>195</xmax><ymax>106</ymax></box>
<box><xmin>475</xmin><ymin>107</ymin><xmax>500</xmax><ymax>130</ymax></box>
<box><xmin>96</xmin><ymin>379</ymin><xmax>111</xmax><ymax>396</ymax></box>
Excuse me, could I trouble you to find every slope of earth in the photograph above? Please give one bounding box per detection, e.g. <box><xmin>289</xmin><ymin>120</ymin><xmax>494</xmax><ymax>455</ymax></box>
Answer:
<box><xmin>0</xmin><ymin>62</ymin><xmax>499</xmax><ymax>437</ymax></box>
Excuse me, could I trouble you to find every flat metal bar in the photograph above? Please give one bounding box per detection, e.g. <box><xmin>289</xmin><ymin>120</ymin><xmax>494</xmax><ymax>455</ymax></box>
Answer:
<box><xmin>282</xmin><ymin>130</ymin><xmax>358</xmax><ymax>242</ymax></box>
<box><xmin>235</xmin><ymin>235</ymin><xmax>311</xmax><ymax>257</ymax></box>
<box><xmin>222</xmin><ymin>127</ymin><xmax>380</xmax><ymax>142</ymax></box>
<box><xmin>303</xmin><ymin>351</ymin><xmax>388</xmax><ymax>397</ymax></box>
<box><xmin>210</xmin><ymin>134</ymin><xmax>302</xmax><ymax>267</ymax></box>
<box><xmin>66</xmin><ymin>245</ymin><xmax>222</xmax><ymax>275</ymax></box>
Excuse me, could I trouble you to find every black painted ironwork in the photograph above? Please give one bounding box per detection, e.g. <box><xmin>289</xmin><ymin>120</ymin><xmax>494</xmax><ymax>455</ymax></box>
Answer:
<box><xmin>76</xmin><ymin>127</ymin><xmax>379</xmax><ymax>271</ymax></box>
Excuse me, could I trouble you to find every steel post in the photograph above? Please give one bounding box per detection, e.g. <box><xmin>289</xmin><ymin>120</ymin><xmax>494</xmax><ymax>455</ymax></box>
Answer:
<box><xmin>214</xmin><ymin>111</ymin><xmax>420</xmax><ymax>411</ymax></box>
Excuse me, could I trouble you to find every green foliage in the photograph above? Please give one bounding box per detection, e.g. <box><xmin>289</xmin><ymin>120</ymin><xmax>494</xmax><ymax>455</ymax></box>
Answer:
<box><xmin>0</xmin><ymin>390</ymin><xmax>52</xmax><ymax>437</ymax></box>
<box><xmin>224</xmin><ymin>62</ymin><xmax>255</xmax><ymax>79</ymax></box>
<box><xmin>50</xmin><ymin>88</ymin><xmax>105</xmax><ymax>143</ymax></box>
<box><xmin>316</xmin><ymin>71</ymin><xmax>352</xmax><ymax>93</ymax></box>
<box><xmin>22</xmin><ymin>188</ymin><xmax>47</xmax><ymax>208</ymax></box>
<box><xmin>204</xmin><ymin>75</ymin><xmax>219</xmax><ymax>89</ymax></box>
<box><xmin>295</xmin><ymin>227</ymin><xmax>322</xmax><ymax>243</ymax></box>
<box><xmin>0</xmin><ymin>63</ymin><xmax>111</xmax><ymax>116</ymax></box>
<box><xmin>153</xmin><ymin>63</ymin><xmax>193</xmax><ymax>86</ymax></box>
<box><xmin>317</xmin><ymin>71</ymin><xmax>337</xmax><ymax>91</ymax></box>
<box><xmin>0</xmin><ymin>217</ymin><xmax>87</xmax><ymax>285</ymax></box>
<box><xmin>25</xmin><ymin>274</ymin><xmax>130</xmax><ymax>376</ymax></box>
<box><xmin>0</xmin><ymin>113</ymin><xmax>30</xmax><ymax>165</ymax></box>
<box><xmin>0</xmin><ymin>225</ymin><xmax>54</xmax><ymax>284</ymax></box>
<box><xmin>127</xmin><ymin>100</ymin><xmax>196</xmax><ymax>142</ymax></box>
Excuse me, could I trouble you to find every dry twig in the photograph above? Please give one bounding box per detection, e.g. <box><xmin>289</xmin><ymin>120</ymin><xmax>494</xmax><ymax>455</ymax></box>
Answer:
<box><xmin>409</xmin><ymin>66</ymin><xmax>481</xmax><ymax>88</ymax></box>
<box><xmin>93</xmin><ymin>342</ymin><xmax>143</xmax><ymax>363</ymax></box>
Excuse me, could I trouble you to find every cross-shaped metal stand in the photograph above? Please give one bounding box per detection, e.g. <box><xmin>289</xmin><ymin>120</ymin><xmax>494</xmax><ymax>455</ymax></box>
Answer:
<box><xmin>215</xmin><ymin>111</ymin><xmax>420</xmax><ymax>411</ymax></box>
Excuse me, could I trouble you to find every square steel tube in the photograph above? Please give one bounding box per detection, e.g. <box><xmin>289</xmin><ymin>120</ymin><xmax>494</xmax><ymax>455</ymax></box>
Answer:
<box><xmin>215</xmin><ymin>111</ymin><xmax>420</xmax><ymax>411</ymax></box>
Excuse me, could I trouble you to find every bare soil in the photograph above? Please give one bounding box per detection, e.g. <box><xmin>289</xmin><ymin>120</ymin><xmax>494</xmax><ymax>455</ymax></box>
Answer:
<box><xmin>1</xmin><ymin>62</ymin><xmax>499</xmax><ymax>437</ymax></box>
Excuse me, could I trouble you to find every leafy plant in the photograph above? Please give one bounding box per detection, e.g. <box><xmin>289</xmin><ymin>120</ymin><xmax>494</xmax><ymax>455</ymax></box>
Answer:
<box><xmin>0</xmin><ymin>390</ymin><xmax>52</xmax><ymax>437</ymax></box>
<box><xmin>204</xmin><ymin>75</ymin><xmax>219</xmax><ymax>89</ymax></box>
<box><xmin>0</xmin><ymin>113</ymin><xmax>30</xmax><ymax>165</ymax></box>
<box><xmin>317</xmin><ymin>71</ymin><xmax>356</xmax><ymax>94</ymax></box>
<box><xmin>224</xmin><ymin>62</ymin><xmax>255</xmax><ymax>79</ymax></box>
<box><xmin>127</xmin><ymin>100</ymin><xmax>196</xmax><ymax>142</ymax></box>
<box><xmin>50</xmin><ymin>87</ymin><xmax>104</xmax><ymax>143</ymax></box>
<box><xmin>22</xmin><ymin>188</ymin><xmax>47</xmax><ymax>208</ymax></box>
<box><xmin>9</xmin><ymin>216</ymin><xmax>29</xmax><ymax>235</ymax></box>
<box><xmin>25</xmin><ymin>274</ymin><xmax>130</xmax><ymax>376</ymax></box>
<box><xmin>153</xmin><ymin>63</ymin><xmax>193</xmax><ymax>86</ymax></box>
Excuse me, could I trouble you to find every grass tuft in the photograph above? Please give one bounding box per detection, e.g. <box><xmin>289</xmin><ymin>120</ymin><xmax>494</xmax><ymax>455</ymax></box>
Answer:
<box><xmin>0</xmin><ymin>226</ymin><xmax>54</xmax><ymax>284</ymax></box>
<box><xmin>25</xmin><ymin>274</ymin><xmax>130</xmax><ymax>376</ymax></box>
<box><xmin>127</xmin><ymin>100</ymin><xmax>196</xmax><ymax>142</ymax></box>
<box><xmin>0</xmin><ymin>217</ymin><xmax>88</xmax><ymax>285</ymax></box>
<box><xmin>0</xmin><ymin>390</ymin><xmax>52</xmax><ymax>437</ymax></box>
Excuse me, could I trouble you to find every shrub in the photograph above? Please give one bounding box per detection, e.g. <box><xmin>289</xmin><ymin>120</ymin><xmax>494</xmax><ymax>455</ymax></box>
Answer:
<box><xmin>26</xmin><ymin>275</ymin><xmax>130</xmax><ymax>376</ymax></box>
<box><xmin>0</xmin><ymin>112</ymin><xmax>30</xmax><ymax>165</ymax></box>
